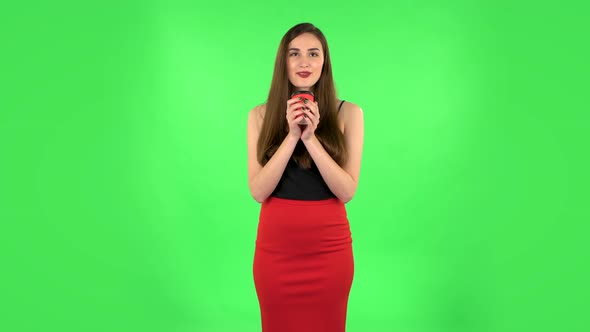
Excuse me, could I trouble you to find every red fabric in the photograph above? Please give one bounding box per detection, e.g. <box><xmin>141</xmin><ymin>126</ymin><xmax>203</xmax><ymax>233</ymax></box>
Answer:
<box><xmin>253</xmin><ymin>197</ymin><xmax>354</xmax><ymax>332</ymax></box>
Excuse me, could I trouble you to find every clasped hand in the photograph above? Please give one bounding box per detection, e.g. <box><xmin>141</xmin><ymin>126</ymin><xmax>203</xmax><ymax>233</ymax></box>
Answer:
<box><xmin>285</xmin><ymin>98</ymin><xmax>320</xmax><ymax>141</ymax></box>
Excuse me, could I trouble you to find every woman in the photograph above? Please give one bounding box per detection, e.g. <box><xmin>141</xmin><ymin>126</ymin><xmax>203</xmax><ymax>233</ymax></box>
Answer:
<box><xmin>247</xmin><ymin>22</ymin><xmax>364</xmax><ymax>331</ymax></box>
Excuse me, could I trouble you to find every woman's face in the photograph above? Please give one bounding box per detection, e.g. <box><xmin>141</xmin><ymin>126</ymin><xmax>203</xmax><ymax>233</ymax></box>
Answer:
<box><xmin>287</xmin><ymin>33</ymin><xmax>324</xmax><ymax>91</ymax></box>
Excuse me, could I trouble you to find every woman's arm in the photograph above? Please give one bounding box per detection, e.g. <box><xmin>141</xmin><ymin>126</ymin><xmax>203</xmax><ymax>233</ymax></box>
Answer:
<box><xmin>303</xmin><ymin>103</ymin><xmax>364</xmax><ymax>203</ymax></box>
<box><xmin>247</xmin><ymin>106</ymin><xmax>299</xmax><ymax>203</ymax></box>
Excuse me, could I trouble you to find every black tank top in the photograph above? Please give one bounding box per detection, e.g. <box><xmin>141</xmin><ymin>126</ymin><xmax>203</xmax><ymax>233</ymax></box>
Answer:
<box><xmin>270</xmin><ymin>100</ymin><xmax>346</xmax><ymax>200</ymax></box>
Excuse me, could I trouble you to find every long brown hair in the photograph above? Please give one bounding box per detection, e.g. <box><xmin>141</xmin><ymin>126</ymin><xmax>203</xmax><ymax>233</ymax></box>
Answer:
<box><xmin>257</xmin><ymin>23</ymin><xmax>347</xmax><ymax>169</ymax></box>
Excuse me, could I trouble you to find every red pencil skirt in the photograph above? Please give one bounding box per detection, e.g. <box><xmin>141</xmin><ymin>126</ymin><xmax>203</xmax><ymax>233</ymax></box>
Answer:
<box><xmin>253</xmin><ymin>196</ymin><xmax>354</xmax><ymax>332</ymax></box>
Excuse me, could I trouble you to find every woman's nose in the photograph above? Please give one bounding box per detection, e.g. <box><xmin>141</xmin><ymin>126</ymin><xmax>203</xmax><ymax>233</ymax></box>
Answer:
<box><xmin>299</xmin><ymin>60</ymin><xmax>310</xmax><ymax>68</ymax></box>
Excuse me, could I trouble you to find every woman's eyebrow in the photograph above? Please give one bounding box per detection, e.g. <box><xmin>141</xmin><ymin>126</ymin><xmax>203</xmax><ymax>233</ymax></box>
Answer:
<box><xmin>288</xmin><ymin>47</ymin><xmax>321</xmax><ymax>51</ymax></box>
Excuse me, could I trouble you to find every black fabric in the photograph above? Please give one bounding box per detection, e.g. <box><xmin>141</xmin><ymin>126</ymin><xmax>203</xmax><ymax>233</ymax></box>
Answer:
<box><xmin>270</xmin><ymin>100</ymin><xmax>346</xmax><ymax>201</ymax></box>
<box><xmin>271</xmin><ymin>158</ymin><xmax>336</xmax><ymax>200</ymax></box>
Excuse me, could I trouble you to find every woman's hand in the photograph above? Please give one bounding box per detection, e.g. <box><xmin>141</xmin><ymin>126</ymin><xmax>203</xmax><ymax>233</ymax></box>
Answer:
<box><xmin>286</xmin><ymin>98</ymin><xmax>306</xmax><ymax>139</ymax></box>
<box><xmin>300</xmin><ymin>100</ymin><xmax>320</xmax><ymax>141</ymax></box>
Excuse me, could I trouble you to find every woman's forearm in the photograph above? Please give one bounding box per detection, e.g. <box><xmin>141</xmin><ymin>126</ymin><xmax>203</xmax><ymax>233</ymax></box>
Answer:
<box><xmin>249</xmin><ymin>134</ymin><xmax>299</xmax><ymax>203</ymax></box>
<box><xmin>303</xmin><ymin>135</ymin><xmax>356</xmax><ymax>203</ymax></box>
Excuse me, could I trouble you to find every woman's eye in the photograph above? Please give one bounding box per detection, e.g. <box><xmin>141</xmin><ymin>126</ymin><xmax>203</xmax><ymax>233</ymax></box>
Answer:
<box><xmin>310</xmin><ymin>52</ymin><xmax>319</xmax><ymax>57</ymax></box>
<box><xmin>289</xmin><ymin>52</ymin><xmax>298</xmax><ymax>57</ymax></box>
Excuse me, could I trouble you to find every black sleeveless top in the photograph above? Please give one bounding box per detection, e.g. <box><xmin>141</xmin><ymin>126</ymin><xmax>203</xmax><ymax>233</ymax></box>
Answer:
<box><xmin>270</xmin><ymin>100</ymin><xmax>346</xmax><ymax>200</ymax></box>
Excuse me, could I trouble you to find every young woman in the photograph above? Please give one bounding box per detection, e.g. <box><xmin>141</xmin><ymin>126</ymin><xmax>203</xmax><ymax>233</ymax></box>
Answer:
<box><xmin>247</xmin><ymin>22</ymin><xmax>364</xmax><ymax>331</ymax></box>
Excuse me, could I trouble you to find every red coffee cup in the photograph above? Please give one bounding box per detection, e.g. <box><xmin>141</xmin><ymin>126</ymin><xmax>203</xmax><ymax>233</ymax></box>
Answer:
<box><xmin>290</xmin><ymin>90</ymin><xmax>314</xmax><ymax>125</ymax></box>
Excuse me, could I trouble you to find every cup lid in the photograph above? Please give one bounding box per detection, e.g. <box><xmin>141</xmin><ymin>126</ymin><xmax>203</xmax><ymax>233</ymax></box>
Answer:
<box><xmin>290</xmin><ymin>90</ymin><xmax>314</xmax><ymax>97</ymax></box>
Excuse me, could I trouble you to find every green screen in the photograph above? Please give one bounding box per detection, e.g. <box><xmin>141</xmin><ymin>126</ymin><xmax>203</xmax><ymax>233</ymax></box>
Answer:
<box><xmin>2</xmin><ymin>1</ymin><xmax>588</xmax><ymax>331</ymax></box>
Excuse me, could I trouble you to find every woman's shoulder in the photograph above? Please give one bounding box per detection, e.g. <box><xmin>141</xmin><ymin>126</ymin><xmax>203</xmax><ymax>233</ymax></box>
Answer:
<box><xmin>248</xmin><ymin>103</ymin><xmax>267</xmax><ymax>130</ymax></box>
<box><xmin>337</xmin><ymin>100</ymin><xmax>364</xmax><ymax>133</ymax></box>
<box><xmin>249</xmin><ymin>103</ymin><xmax>266</xmax><ymax>115</ymax></box>
<box><xmin>337</xmin><ymin>100</ymin><xmax>363</xmax><ymax>120</ymax></box>
<box><xmin>337</xmin><ymin>100</ymin><xmax>361</xmax><ymax>113</ymax></box>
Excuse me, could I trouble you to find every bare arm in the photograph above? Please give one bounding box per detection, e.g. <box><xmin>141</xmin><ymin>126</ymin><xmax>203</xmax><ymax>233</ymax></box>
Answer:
<box><xmin>247</xmin><ymin>106</ymin><xmax>300</xmax><ymax>203</ymax></box>
<box><xmin>302</xmin><ymin>103</ymin><xmax>364</xmax><ymax>203</ymax></box>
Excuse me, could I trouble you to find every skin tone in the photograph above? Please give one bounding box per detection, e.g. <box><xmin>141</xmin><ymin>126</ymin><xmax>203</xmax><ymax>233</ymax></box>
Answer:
<box><xmin>247</xmin><ymin>32</ymin><xmax>364</xmax><ymax>203</ymax></box>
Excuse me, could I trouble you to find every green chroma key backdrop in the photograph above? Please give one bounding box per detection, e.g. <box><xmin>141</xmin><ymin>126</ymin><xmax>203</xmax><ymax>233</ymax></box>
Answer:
<box><xmin>1</xmin><ymin>1</ymin><xmax>588</xmax><ymax>331</ymax></box>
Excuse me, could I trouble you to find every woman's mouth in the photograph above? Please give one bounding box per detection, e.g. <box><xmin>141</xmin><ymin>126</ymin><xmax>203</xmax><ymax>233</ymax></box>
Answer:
<box><xmin>296</xmin><ymin>72</ymin><xmax>311</xmax><ymax>78</ymax></box>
